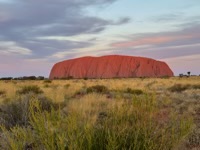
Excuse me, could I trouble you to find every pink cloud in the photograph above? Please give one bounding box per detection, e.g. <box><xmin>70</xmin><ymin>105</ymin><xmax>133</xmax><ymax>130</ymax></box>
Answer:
<box><xmin>111</xmin><ymin>34</ymin><xmax>197</xmax><ymax>48</ymax></box>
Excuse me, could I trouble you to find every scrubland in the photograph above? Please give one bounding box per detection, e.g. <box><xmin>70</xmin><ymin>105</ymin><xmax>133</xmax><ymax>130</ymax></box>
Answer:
<box><xmin>0</xmin><ymin>77</ymin><xmax>199</xmax><ymax>150</ymax></box>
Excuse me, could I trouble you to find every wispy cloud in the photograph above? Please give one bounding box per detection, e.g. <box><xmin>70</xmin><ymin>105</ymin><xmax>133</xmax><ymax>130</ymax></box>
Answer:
<box><xmin>111</xmin><ymin>34</ymin><xmax>195</xmax><ymax>48</ymax></box>
<box><xmin>111</xmin><ymin>22</ymin><xmax>200</xmax><ymax>48</ymax></box>
<box><xmin>0</xmin><ymin>0</ymin><xmax>130</xmax><ymax>60</ymax></box>
<box><xmin>151</xmin><ymin>12</ymin><xmax>184</xmax><ymax>23</ymax></box>
<box><xmin>0</xmin><ymin>41</ymin><xmax>32</xmax><ymax>55</ymax></box>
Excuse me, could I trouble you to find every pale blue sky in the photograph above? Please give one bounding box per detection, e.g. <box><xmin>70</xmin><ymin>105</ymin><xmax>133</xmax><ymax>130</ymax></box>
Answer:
<box><xmin>0</xmin><ymin>0</ymin><xmax>200</xmax><ymax>77</ymax></box>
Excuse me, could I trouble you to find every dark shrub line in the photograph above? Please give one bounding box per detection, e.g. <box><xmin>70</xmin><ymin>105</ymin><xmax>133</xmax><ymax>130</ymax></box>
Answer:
<box><xmin>43</xmin><ymin>80</ymin><xmax>52</xmax><ymax>84</ymax></box>
<box><xmin>168</xmin><ymin>84</ymin><xmax>200</xmax><ymax>92</ymax></box>
<box><xmin>125</xmin><ymin>88</ymin><xmax>144</xmax><ymax>95</ymax></box>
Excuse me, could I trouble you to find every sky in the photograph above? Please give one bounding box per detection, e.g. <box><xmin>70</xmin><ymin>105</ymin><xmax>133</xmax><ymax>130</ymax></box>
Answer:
<box><xmin>0</xmin><ymin>0</ymin><xmax>200</xmax><ymax>77</ymax></box>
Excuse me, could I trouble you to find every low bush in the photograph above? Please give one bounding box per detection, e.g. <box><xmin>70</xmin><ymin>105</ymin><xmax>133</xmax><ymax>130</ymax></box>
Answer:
<box><xmin>0</xmin><ymin>94</ymin><xmax>193</xmax><ymax>150</ymax></box>
<box><xmin>192</xmin><ymin>84</ymin><xmax>200</xmax><ymax>89</ymax></box>
<box><xmin>43</xmin><ymin>84</ymin><xmax>50</xmax><ymax>88</ymax></box>
<box><xmin>168</xmin><ymin>84</ymin><xmax>200</xmax><ymax>92</ymax></box>
<box><xmin>64</xmin><ymin>84</ymin><xmax>70</xmax><ymax>89</ymax></box>
<box><xmin>16</xmin><ymin>85</ymin><xmax>43</xmax><ymax>95</ymax></box>
<box><xmin>86</xmin><ymin>85</ymin><xmax>109</xmax><ymax>94</ymax></box>
<box><xmin>43</xmin><ymin>80</ymin><xmax>52</xmax><ymax>84</ymax></box>
<box><xmin>0</xmin><ymin>95</ymin><xmax>58</xmax><ymax>129</ymax></box>
<box><xmin>75</xmin><ymin>88</ymin><xmax>87</xmax><ymax>96</ymax></box>
<box><xmin>75</xmin><ymin>85</ymin><xmax>108</xmax><ymax>98</ymax></box>
<box><xmin>168</xmin><ymin>84</ymin><xmax>191</xmax><ymax>92</ymax></box>
<box><xmin>125</xmin><ymin>88</ymin><xmax>144</xmax><ymax>95</ymax></box>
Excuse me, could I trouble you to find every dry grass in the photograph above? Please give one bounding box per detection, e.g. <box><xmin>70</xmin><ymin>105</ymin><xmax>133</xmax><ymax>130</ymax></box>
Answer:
<box><xmin>0</xmin><ymin>76</ymin><xmax>199</xmax><ymax>149</ymax></box>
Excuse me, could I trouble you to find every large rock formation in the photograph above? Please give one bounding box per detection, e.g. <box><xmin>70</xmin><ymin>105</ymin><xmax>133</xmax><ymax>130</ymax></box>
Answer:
<box><xmin>49</xmin><ymin>55</ymin><xmax>174</xmax><ymax>79</ymax></box>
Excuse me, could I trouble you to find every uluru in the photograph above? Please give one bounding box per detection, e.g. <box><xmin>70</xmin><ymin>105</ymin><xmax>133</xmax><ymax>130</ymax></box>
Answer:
<box><xmin>49</xmin><ymin>55</ymin><xmax>174</xmax><ymax>79</ymax></box>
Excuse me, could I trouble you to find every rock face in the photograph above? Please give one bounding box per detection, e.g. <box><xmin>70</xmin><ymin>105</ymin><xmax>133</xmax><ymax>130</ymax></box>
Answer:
<box><xmin>49</xmin><ymin>55</ymin><xmax>174</xmax><ymax>79</ymax></box>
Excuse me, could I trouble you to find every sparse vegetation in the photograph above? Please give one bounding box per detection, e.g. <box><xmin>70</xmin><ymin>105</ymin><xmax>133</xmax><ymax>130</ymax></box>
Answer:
<box><xmin>192</xmin><ymin>84</ymin><xmax>200</xmax><ymax>89</ymax></box>
<box><xmin>43</xmin><ymin>80</ymin><xmax>52</xmax><ymax>84</ymax></box>
<box><xmin>86</xmin><ymin>85</ymin><xmax>109</xmax><ymax>94</ymax></box>
<box><xmin>0</xmin><ymin>76</ymin><xmax>199</xmax><ymax>149</ymax></box>
<box><xmin>0</xmin><ymin>90</ymin><xmax>6</xmax><ymax>97</ymax></box>
<box><xmin>64</xmin><ymin>84</ymin><xmax>70</xmax><ymax>89</ymax></box>
<box><xmin>125</xmin><ymin>88</ymin><xmax>144</xmax><ymax>95</ymax></box>
<box><xmin>168</xmin><ymin>84</ymin><xmax>190</xmax><ymax>92</ymax></box>
<box><xmin>16</xmin><ymin>85</ymin><xmax>43</xmax><ymax>95</ymax></box>
<box><xmin>0</xmin><ymin>94</ymin><xmax>193</xmax><ymax>150</ymax></box>
<box><xmin>168</xmin><ymin>83</ymin><xmax>200</xmax><ymax>92</ymax></box>
<box><xmin>0</xmin><ymin>96</ymin><xmax>57</xmax><ymax>129</ymax></box>
<box><xmin>43</xmin><ymin>84</ymin><xmax>50</xmax><ymax>88</ymax></box>
<box><xmin>74</xmin><ymin>85</ymin><xmax>109</xmax><ymax>98</ymax></box>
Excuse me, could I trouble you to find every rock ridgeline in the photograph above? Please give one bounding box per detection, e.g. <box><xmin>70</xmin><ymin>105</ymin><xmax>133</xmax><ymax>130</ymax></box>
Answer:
<box><xmin>49</xmin><ymin>55</ymin><xmax>174</xmax><ymax>79</ymax></box>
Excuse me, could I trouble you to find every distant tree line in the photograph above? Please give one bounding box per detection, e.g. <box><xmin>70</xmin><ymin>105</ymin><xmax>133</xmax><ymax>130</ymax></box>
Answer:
<box><xmin>0</xmin><ymin>76</ymin><xmax>46</xmax><ymax>80</ymax></box>
<box><xmin>179</xmin><ymin>72</ymin><xmax>200</xmax><ymax>78</ymax></box>
<box><xmin>0</xmin><ymin>76</ymin><xmax>75</xmax><ymax>80</ymax></box>
<box><xmin>1</xmin><ymin>73</ymin><xmax>199</xmax><ymax>81</ymax></box>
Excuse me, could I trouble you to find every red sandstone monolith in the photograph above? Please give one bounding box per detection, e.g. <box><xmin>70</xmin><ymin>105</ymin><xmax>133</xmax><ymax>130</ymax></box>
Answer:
<box><xmin>49</xmin><ymin>55</ymin><xmax>173</xmax><ymax>79</ymax></box>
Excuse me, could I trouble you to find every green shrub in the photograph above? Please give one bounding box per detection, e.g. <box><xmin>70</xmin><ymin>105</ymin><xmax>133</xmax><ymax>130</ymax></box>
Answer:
<box><xmin>192</xmin><ymin>84</ymin><xmax>200</xmax><ymax>89</ymax></box>
<box><xmin>0</xmin><ymin>100</ymin><xmax>67</xmax><ymax>150</ymax></box>
<box><xmin>43</xmin><ymin>80</ymin><xmax>52</xmax><ymax>84</ymax></box>
<box><xmin>0</xmin><ymin>95</ymin><xmax>58</xmax><ymax>129</ymax></box>
<box><xmin>125</xmin><ymin>88</ymin><xmax>143</xmax><ymax>95</ymax></box>
<box><xmin>16</xmin><ymin>85</ymin><xmax>43</xmax><ymax>95</ymax></box>
<box><xmin>43</xmin><ymin>84</ymin><xmax>50</xmax><ymax>88</ymax></box>
<box><xmin>74</xmin><ymin>85</ymin><xmax>109</xmax><ymax>97</ymax></box>
<box><xmin>0</xmin><ymin>126</ymin><xmax>36</xmax><ymax>150</ymax></box>
<box><xmin>168</xmin><ymin>84</ymin><xmax>191</xmax><ymax>92</ymax></box>
<box><xmin>168</xmin><ymin>84</ymin><xmax>200</xmax><ymax>92</ymax></box>
<box><xmin>86</xmin><ymin>85</ymin><xmax>109</xmax><ymax>94</ymax></box>
<box><xmin>74</xmin><ymin>87</ymin><xmax>87</xmax><ymax>97</ymax></box>
<box><xmin>64</xmin><ymin>84</ymin><xmax>70</xmax><ymax>89</ymax></box>
<box><xmin>0</xmin><ymin>94</ymin><xmax>193</xmax><ymax>150</ymax></box>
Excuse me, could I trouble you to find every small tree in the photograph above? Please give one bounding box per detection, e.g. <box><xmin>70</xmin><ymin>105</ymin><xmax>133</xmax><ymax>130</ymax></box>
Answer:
<box><xmin>179</xmin><ymin>74</ymin><xmax>183</xmax><ymax>78</ymax></box>
<box><xmin>187</xmin><ymin>71</ymin><xmax>191</xmax><ymax>77</ymax></box>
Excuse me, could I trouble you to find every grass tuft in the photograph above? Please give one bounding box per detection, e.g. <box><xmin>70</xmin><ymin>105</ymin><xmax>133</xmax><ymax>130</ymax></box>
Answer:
<box><xmin>168</xmin><ymin>84</ymin><xmax>191</xmax><ymax>92</ymax></box>
<box><xmin>86</xmin><ymin>85</ymin><xmax>109</xmax><ymax>94</ymax></box>
<box><xmin>0</xmin><ymin>90</ymin><xmax>6</xmax><ymax>96</ymax></box>
<box><xmin>125</xmin><ymin>88</ymin><xmax>144</xmax><ymax>95</ymax></box>
<box><xmin>16</xmin><ymin>85</ymin><xmax>43</xmax><ymax>95</ymax></box>
<box><xmin>0</xmin><ymin>95</ymin><xmax>58</xmax><ymax>129</ymax></box>
<box><xmin>43</xmin><ymin>80</ymin><xmax>52</xmax><ymax>84</ymax></box>
<box><xmin>0</xmin><ymin>95</ymin><xmax>193</xmax><ymax>150</ymax></box>
<box><xmin>64</xmin><ymin>84</ymin><xmax>70</xmax><ymax>89</ymax></box>
<box><xmin>0</xmin><ymin>77</ymin><xmax>199</xmax><ymax>149</ymax></box>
